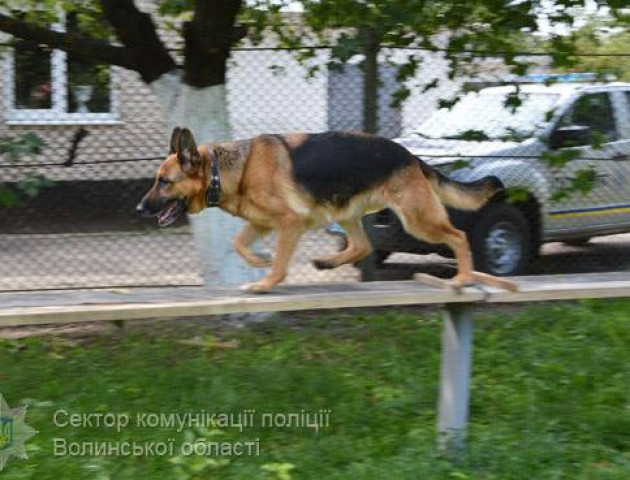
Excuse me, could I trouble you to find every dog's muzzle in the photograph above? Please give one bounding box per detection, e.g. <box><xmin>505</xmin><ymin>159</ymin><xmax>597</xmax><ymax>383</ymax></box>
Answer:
<box><xmin>135</xmin><ymin>201</ymin><xmax>148</xmax><ymax>215</ymax></box>
<box><xmin>136</xmin><ymin>198</ymin><xmax>187</xmax><ymax>227</ymax></box>
<box><xmin>135</xmin><ymin>200</ymin><xmax>158</xmax><ymax>217</ymax></box>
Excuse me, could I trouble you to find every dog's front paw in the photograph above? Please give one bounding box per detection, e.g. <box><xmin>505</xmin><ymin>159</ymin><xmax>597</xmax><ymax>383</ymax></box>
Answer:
<box><xmin>239</xmin><ymin>281</ymin><xmax>274</xmax><ymax>294</ymax></box>
<box><xmin>451</xmin><ymin>274</ymin><xmax>474</xmax><ymax>293</ymax></box>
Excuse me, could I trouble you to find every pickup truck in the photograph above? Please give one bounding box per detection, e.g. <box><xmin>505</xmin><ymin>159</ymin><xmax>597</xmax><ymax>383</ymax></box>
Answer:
<box><xmin>334</xmin><ymin>78</ymin><xmax>630</xmax><ymax>276</ymax></box>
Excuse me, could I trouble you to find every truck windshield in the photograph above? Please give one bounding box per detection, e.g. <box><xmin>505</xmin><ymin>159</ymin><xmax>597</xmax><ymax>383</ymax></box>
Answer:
<box><xmin>415</xmin><ymin>92</ymin><xmax>560</xmax><ymax>140</ymax></box>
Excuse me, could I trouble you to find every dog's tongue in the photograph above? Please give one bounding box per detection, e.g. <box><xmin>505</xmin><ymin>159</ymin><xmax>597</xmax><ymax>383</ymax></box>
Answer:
<box><xmin>157</xmin><ymin>201</ymin><xmax>182</xmax><ymax>227</ymax></box>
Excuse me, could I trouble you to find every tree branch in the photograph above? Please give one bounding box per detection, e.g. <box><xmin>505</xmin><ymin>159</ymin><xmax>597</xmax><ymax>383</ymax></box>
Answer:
<box><xmin>0</xmin><ymin>12</ymin><xmax>139</xmax><ymax>71</ymax></box>
<box><xmin>99</xmin><ymin>0</ymin><xmax>176</xmax><ymax>82</ymax></box>
<box><xmin>0</xmin><ymin>0</ymin><xmax>177</xmax><ymax>84</ymax></box>
<box><xmin>183</xmin><ymin>0</ymin><xmax>244</xmax><ymax>87</ymax></box>
<box><xmin>0</xmin><ymin>0</ymin><xmax>244</xmax><ymax>86</ymax></box>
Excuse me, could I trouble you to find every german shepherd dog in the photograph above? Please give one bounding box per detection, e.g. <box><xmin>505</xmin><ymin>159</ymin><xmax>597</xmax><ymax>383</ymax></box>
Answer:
<box><xmin>137</xmin><ymin>127</ymin><xmax>509</xmax><ymax>293</ymax></box>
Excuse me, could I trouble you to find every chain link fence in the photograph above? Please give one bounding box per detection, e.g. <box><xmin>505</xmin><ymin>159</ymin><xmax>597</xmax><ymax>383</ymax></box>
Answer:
<box><xmin>2</xmin><ymin>45</ymin><xmax>630</xmax><ymax>291</ymax></box>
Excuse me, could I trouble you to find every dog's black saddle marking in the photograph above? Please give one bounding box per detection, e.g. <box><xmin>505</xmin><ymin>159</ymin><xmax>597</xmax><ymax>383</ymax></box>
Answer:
<box><xmin>286</xmin><ymin>132</ymin><xmax>415</xmax><ymax>207</ymax></box>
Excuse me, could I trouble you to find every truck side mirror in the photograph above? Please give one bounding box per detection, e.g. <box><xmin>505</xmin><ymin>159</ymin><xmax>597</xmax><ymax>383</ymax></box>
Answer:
<box><xmin>549</xmin><ymin>125</ymin><xmax>591</xmax><ymax>149</ymax></box>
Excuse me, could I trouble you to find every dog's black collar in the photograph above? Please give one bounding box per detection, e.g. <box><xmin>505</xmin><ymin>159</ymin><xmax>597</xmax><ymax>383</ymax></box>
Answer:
<box><xmin>206</xmin><ymin>148</ymin><xmax>221</xmax><ymax>207</ymax></box>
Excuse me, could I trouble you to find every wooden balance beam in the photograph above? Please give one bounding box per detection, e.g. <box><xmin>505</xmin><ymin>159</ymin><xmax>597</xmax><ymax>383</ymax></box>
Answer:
<box><xmin>1</xmin><ymin>271</ymin><xmax>629</xmax><ymax>457</ymax></box>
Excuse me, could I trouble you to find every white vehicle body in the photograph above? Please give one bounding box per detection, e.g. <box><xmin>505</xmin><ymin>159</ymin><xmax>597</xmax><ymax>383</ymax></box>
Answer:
<box><xmin>396</xmin><ymin>82</ymin><xmax>630</xmax><ymax>242</ymax></box>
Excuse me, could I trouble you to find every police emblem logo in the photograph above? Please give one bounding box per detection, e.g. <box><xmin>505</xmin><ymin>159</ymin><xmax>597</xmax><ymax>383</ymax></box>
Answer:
<box><xmin>0</xmin><ymin>416</ymin><xmax>13</xmax><ymax>450</ymax></box>
<box><xmin>0</xmin><ymin>393</ymin><xmax>37</xmax><ymax>471</ymax></box>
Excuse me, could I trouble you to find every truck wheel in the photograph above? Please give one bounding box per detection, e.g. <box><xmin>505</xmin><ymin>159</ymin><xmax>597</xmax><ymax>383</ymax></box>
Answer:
<box><xmin>373</xmin><ymin>250</ymin><xmax>391</xmax><ymax>266</ymax></box>
<box><xmin>468</xmin><ymin>203</ymin><xmax>531</xmax><ymax>276</ymax></box>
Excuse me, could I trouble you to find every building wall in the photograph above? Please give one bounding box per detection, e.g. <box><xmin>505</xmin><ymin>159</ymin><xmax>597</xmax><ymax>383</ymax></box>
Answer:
<box><xmin>1</xmin><ymin>2</ymin><xmax>511</xmax><ymax>182</ymax></box>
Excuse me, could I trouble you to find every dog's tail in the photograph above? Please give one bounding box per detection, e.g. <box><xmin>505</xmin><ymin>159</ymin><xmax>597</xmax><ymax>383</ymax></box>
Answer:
<box><xmin>419</xmin><ymin>160</ymin><xmax>503</xmax><ymax>211</ymax></box>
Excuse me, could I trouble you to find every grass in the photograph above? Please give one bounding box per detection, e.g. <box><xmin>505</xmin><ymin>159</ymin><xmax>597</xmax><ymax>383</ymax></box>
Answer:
<box><xmin>0</xmin><ymin>299</ymin><xmax>629</xmax><ymax>479</ymax></box>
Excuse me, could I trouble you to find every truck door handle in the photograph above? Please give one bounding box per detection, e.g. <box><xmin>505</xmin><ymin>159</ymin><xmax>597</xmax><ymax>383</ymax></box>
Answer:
<box><xmin>612</xmin><ymin>154</ymin><xmax>629</xmax><ymax>161</ymax></box>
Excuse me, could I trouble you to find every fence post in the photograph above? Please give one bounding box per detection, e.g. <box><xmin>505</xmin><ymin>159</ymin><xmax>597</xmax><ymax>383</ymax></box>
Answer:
<box><xmin>359</xmin><ymin>215</ymin><xmax>376</xmax><ymax>281</ymax></box>
<box><xmin>437</xmin><ymin>303</ymin><xmax>474</xmax><ymax>457</ymax></box>
<box><xmin>359</xmin><ymin>26</ymin><xmax>380</xmax><ymax>282</ymax></box>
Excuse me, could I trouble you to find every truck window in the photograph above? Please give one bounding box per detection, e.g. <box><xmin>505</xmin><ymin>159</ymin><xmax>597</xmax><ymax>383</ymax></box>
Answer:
<box><xmin>558</xmin><ymin>93</ymin><xmax>617</xmax><ymax>144</ymax></box>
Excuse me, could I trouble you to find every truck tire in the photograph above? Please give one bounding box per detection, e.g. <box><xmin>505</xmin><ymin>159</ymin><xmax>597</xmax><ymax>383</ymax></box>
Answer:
<box><xmin>373</xmin><ymin>250</ymin><xmax>391</xmax><ymax>266</ymax></box>
<box><xmin>468</xmin><ymin>203</ymin><xmax>532</xmax><ymax>276</ymax></box>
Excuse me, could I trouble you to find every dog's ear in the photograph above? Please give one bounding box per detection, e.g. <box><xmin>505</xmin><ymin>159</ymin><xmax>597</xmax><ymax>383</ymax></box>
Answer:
<box><xmin>177</xmin><ymin>127</ymin><xmax>200</xmax><ymax>169</ymax></box>
<box><xmin>169</xmin><ymin>126</ymin><xmax>182</xmax><ymax>154</ymax></box>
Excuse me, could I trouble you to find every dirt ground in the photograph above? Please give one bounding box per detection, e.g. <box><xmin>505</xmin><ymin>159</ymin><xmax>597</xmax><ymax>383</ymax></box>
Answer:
<box><xmin>2</xmin><ymin>227</ymin><xmax>630</xmax><ymax>291</ymax></box>
<box><xmin>3</xmin><ymin>178</ymin><xmax>630</xmax><ymax>291</ymax></box>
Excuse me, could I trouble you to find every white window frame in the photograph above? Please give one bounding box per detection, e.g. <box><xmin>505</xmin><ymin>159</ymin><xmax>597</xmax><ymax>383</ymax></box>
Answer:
<box><xmin>4</xmin><ymin>19</ymin><xmax>120</xmax><ymax>125</ymax></box>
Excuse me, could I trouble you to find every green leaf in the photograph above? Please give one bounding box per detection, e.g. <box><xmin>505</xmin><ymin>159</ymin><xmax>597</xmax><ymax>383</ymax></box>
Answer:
<box><xmin>450</xmin><ymin>159</ymin><xmax>471</xmax><ymax>170</ymax></box>
<box><xmin>500</xmin><ymin>127</ymin><xmax>533</xmax><ymax>143</ymax></box>
<box><xmin>506</xmin><ymin>186</ymin><xmax>531</xmax><ymax>204</ymax></box>
<box><xmin>0</xmin><ymin>187</ymin><xmax>19</xmax><ymax>207</ymax></box>
<box><xmin>503</xmin><ymin>90</ymin><xmax>523</xmax><ymax>114</ymax></box>
<box><xmin>550</xmin><ymin>167</ymin><xmax>597</xmax><ymax>202</ymax></box>
<box><xmin>422</xmin><ymin>79</ymin><xmax>439</xmax><ymax>93</ymax></box>
<box><xmin>588</xmin><ymin>130</ymin><xmax>607</xmax><ymax>150</ymax></box>
<box><xmin>390</xmin><ymin>87</ymin><xmax>410</xmax><ymax>108</ymax></box>
<box><xmin>545</xmin><ymin>109</ymin><xmax>557</xmax><ymax>123</ymax></box>
<box><xmin>450</xmin><ymin>129</ymin><xmax>490</xmax><ymax>142</ymax></box>
<box><xmin>571</xmin><ymin>167</ymin><xmax>597</xmax><ymax>194</ymax></box>
<box><xmin>395</xmin><ymin>55</ymin><xmax>420</xmax><ymax>82</ymax></box>
<box><xmin>542</xmin><ymin>149</ymin><xmax>581</xmax><ymax>168</ymax></box>
<box><xmin>437</xmin><ymin>96</ymin><xmax>460</xmax><ymax>110</ymax></box>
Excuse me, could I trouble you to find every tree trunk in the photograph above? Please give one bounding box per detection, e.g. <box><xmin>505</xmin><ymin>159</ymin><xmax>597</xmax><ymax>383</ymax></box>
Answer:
<box><xmin>360</xmin><ymin>27</ymin><xmax>380</xmax><ymax>281</ymax></box>
<box><xmin>0</xmin><ymin>0</ymin><xmax>256</xmax><ymax>289</ymax></box>
<box><xmin>150</xmin><ymin>72</ymin><xmax>263</xmax><ymax>289</ymax></box>
<box><xmin>362</xmin><ymin>27</ymin><xmax>380</xmax><ymax>135</ymax></box>
<box><xmin>154</xmin><ymin>1</ymin><xmax>254</xmax><ymax>290</ymax></box>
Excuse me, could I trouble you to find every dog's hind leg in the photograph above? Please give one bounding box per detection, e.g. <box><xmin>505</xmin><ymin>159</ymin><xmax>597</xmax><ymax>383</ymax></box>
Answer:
<box><xmin>240</xmin><ymin>217</ymin><xmax>306</xmax><ymax>293</ymax></box>
<box><xmin>313</xmin><ymin>219</ymin><xmax>373</xmax><ymax>269</ymax></box>
<box><xmin>234</xmin><ymin>223</ymin><xmax>273</xmax><ymax>268</ymax></box>
<box><xmin>386</xmin><ymin>178</ymin><xmax>475</xmax><ymax>289</ymax></box>
<box><xmin>400</xmin><ymin>204</ymin><xmax>518</xmax><ymax>291</ymax></box>
<box><xmin>398</xmin><ymin>209</ymin><xmax>475</xmax><ymax>289</ymax></box>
